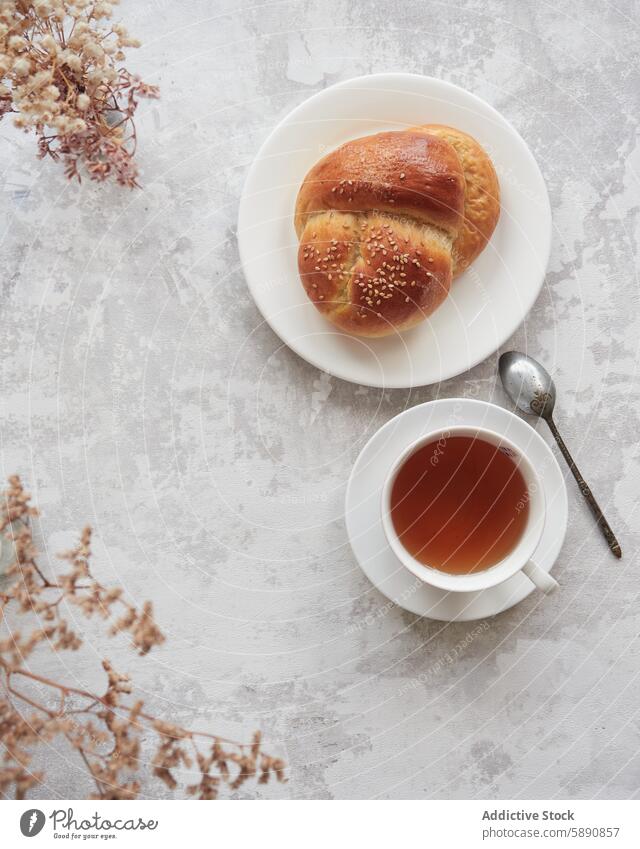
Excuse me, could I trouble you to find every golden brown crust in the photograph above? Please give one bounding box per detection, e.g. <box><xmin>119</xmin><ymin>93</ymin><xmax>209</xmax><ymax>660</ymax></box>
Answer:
<box><xmin>298</xmin><ymin>212</ymin><xmax>452</xmax><ymax>338</ymax></box>
<box><xmin>295</xmin><ymin>131</ymin><xmax>465</xmax><ymax>240</ymax></box>
<box><xmin>294</xmin><ymin>126</ymin><xmax>498</xmax><ymax>337</ymax></box>
<box><xmin>411</xmin><ymin>124</ymin><xmax>500</xmax><ymax>276</ymax></box>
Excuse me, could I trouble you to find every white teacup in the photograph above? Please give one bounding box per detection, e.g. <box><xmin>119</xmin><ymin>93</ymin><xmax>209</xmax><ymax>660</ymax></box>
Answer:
<box><xmin>380</xmin><ymin>425</ymin><xmax>558</xmax><ymax>595</ymax></box>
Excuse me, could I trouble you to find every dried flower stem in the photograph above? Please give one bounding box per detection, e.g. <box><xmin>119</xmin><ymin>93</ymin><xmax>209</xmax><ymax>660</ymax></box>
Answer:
<box><xmin>0</xmin><ymin>476</ymin><xmax>286</xmax><ymax>799</ymax></box>
<box><xmin>1</xmin><ymin>1</ymin><xmax>159</xmax><ymax>186</ymax></box>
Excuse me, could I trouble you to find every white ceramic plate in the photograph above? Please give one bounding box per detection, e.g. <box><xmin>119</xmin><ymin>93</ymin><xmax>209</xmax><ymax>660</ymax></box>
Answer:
<box><xmin>238</xmin><ymin>74</ymin><xmax>551</xmax><ymax>388</ymax></box>
<box><xmin>345</xmin><ymin>399</ymin><xmax>568</xmax><ymax>621</ymax></box>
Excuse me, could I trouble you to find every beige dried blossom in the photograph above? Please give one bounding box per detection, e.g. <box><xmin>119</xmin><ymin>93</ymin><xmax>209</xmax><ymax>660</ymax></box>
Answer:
<box><xmin>0</xmin><ymin>476</ymin><xmax>287</xmax><ymax>799</ymax></box>
<box><xmin>0</xmin><ymin>0</ymin><xmax>159</xmax><ymax>186</ymax></box>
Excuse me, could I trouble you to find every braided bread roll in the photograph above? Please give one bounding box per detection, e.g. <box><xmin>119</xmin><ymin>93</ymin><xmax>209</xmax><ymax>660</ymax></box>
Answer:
<box><xmin>294</xmin><ymin>127</ymin><xmax>499</xmax><ymax>337</ymax></box>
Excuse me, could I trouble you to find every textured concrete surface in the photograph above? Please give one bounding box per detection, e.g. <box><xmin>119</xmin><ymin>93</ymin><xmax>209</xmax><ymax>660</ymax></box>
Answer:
<box><xmin>1</xmin><ymin>0</ymin><xmax>639</xmax><ymax>799</ymax></box>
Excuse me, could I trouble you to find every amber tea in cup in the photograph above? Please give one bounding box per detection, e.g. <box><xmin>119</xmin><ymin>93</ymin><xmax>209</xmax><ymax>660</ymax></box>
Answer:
<box><xmin>389</xmin><ymin>434</ymin><xmax>530</xmax><ymax>574</ymax></box>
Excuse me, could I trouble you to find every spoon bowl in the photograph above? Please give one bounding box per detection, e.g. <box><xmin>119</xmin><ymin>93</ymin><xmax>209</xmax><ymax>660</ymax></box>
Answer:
<box><xmin>499</xmin><ymin>351</ymin><xmax>556</xmax><ymax>418</ymax></box>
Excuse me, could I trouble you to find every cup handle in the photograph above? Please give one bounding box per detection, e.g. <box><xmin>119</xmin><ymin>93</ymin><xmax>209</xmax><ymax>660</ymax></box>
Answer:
<box><xmin>521</xmin><ymin>559</ymin><xmax>558</xmax><ymax>594</ymax></box>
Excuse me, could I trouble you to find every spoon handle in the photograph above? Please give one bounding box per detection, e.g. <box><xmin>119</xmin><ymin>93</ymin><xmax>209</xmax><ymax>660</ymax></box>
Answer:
<box><xmin>545</xmin><ymin>415</ymin><xmax>622</xmax><ymax>558</ymax></box>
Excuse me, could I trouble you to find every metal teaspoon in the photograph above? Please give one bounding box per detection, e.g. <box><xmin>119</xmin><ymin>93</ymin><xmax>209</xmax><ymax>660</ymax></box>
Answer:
<box><xmin>499</xmin><ymin>351</ymin><xmax>622</xmax><ymax>559</ymax></box>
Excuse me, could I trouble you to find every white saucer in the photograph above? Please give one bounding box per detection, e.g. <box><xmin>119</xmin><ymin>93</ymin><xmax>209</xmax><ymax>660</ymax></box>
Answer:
<box><xmin>345</xmin><ymin>399</ymin><xmax>568</xmax><ymax>621</ymax></box>
<box><xmin>238</xmin><ymin>73</ymin><xmax>551</xmax><ymax>389</ymax></box>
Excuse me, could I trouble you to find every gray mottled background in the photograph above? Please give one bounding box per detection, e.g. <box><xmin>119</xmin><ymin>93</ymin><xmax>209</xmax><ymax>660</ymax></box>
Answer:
<box><xmin>1</xmin><ymin>0</ymin><xmax>639</xmax><ymax>799</ymax></box>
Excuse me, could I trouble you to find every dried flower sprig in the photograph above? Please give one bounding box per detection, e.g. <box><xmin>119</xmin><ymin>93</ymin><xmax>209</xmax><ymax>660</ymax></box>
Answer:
<box><xmin>0</xmin><ymin>476</ymin><xmax>286</xmax><ymax>799</ymax></box>
<box><xmin>0</xmin><ymin>1</ymin><xmax>159</xmax><ymax>186</ymax></box>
